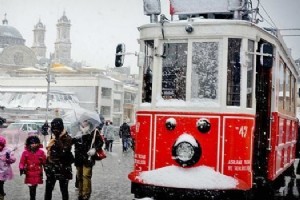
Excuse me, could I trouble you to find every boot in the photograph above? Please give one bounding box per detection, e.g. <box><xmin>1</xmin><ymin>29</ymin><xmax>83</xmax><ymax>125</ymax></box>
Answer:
<box><xmin>29</xmin><ymin>185</ymin><xmax>37</xmax><ymax>200</ymax></box>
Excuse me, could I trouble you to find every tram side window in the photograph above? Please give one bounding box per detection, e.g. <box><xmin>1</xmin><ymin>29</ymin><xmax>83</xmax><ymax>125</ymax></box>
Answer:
<box><xmin>291</xmin><ymin>76</ymin><xmax>296</xmax><ymax>114</ymax></box>
<box><xmin>161</xmin><ymin>43</ymin><xmax>187</xmax><ymax>100</ymax></box>
<box><xmin>191</xmin><ymin>42</ymin><xmax>218</xmax><ymax>101</ymax></box>
<box><xmin>247</xmin><ymin>40</ymin><xmax>255</xmax><ymax>108</ymax></box>
<box><xmin>285</xmin><ymin>68</ymin><xmax>291</xmax><ymax>112</ymax></box>
<box><xmin>142</xmin><ymin>40</ymin><xmax>154</xmax><ymax>103</ymax></box>
<box><xmin>227</xmin><ymin>38</ymin><xmax>242</xmax><ymax>106</ymax></box>
<box><xmin>278</xmin><ymin>61</ymin><xmax>284</xmax><ymax>112</ymax></box>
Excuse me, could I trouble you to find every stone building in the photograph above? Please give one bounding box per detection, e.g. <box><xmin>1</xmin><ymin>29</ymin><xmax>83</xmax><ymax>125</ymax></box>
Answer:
<box><xmin>0</xmin><ymin>13</ymin><xmax>138</xmax><ymax>126</ymax></box>
<box><xmin>0</xmin><ymin>14</ymin><xmax>37</xmax><ymax>72</ymax></box>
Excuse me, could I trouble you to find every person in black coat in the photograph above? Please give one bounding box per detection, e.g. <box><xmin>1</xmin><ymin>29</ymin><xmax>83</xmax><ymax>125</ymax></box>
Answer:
<box><xmin>119</xmin><ymin>122</ymin><xmax>131</xmax><ymax>152</ymax></box>
<box><xmin>44</xmin><ymin>118</ymin><xmax>74</xmax><ymax>200</ymax></box>
<box><xmin>41</xmin><ymin>121</ymin><xmax>49</xmax><ymax>136</ymax></box>
<box><xmin>72</xmin><ymin>120</ymin><xmax>103</xmax><ymax>200</ymax></box>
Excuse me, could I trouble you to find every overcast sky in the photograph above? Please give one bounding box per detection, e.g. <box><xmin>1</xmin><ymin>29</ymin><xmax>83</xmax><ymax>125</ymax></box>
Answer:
<box><xmin>0</xmin><ymin>0</ymin><xmax>299</xmax><ymax>74</ymax></box>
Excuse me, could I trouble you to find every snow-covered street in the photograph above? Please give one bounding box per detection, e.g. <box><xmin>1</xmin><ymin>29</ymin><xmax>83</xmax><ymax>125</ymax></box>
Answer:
<box><xmin>5</xmin><ymin>141</ymin><xmax>135</xmax><ymax>200</ymax></box>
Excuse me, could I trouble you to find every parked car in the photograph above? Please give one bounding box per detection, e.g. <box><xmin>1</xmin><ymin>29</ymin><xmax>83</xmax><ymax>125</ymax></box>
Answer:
<box><xmin>18</xmin><ymin>119</ymin><xmax>71</xmax><ymax>135</ymax></box>
<box><xmin>0</xmin><ymin>122</ymin><xmax>39</xmax><ymax>148</ymax></box>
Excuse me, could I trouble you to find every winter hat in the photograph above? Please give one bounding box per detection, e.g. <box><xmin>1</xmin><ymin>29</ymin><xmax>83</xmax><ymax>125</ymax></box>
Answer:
<box><xmin>51</xmin><ymin>118</ymin><xmax>64</xmax><ymax>132</ymax></box>
<box><xmin>0</xmin><ymin>136</ymin><xmax>6</xmax><ymax>146</ymax></box>
<box><xmin>26</xmin><ymin>135</ymin><xmax>40</xmax><ymax>146</ymax></box>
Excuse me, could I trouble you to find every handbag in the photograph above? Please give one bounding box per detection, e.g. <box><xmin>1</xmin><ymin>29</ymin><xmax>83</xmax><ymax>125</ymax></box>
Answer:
<box><xmin>94</xmin><ymin>148</ymin><xmax>106</xmax><ymax>160</ymax></box>
<box><xmin>90</xmin><ymin>129</ymin><xmax>106</xmax><ymax>161</ymax></box>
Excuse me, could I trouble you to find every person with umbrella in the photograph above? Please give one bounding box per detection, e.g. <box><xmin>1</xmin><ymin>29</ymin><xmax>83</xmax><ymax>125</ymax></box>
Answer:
<box><xmin>72</xmin><ymin>116</ymin><xmax>103</xmax><ymax>200</ymax></box>
<box><xmin>44</xmin><ymin>118</ymin><xmax>74</xmax><ymax>200</ymax></box>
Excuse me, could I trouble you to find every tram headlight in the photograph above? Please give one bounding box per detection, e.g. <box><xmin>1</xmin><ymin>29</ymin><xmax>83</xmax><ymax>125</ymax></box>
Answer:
<box><xmin>185</xmin><ymin>24</ymin><xmax>194</xmax><ymax>33</ymax></box>
<box><xmin>165</xmin><ymin>117</ymin><xmax>176</xmax><ymax>130</ymax></box>
<box><xmin>172</xmin><ymin>133</ymin><xmax>201</xmax><ymax>167</ymax></box>
<box><xmin>196</xmin><ymin>118</ymin><xmax>211</xmax><ymax>133</ymax></box>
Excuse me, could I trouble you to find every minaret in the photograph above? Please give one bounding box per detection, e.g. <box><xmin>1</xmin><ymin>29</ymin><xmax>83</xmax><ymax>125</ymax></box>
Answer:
<box><xmin>2</xmin><ymin>13</ymin><xmax>8</xmax><ymax>25</ymax></box>
<box><xmin>54</xmin><ymin>11</ymin><xmax>72</xmax><ymax>65</ymax></box>
<box><xmin>32</xmin><ymin>19</ymin><xmax>46</xmax><ymax>58</ymax></box>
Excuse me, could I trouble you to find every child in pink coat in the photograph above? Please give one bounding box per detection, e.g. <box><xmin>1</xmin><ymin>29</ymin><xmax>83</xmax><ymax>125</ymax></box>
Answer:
<box><xmin>19</xmin><ymin>135</ymin><xmax>46</xmax><ymax>200</ymax></box>
<box><xmin>0</xmin><ymin>136</ymin><xmax>16</xmax><ymax>200</ymax></box>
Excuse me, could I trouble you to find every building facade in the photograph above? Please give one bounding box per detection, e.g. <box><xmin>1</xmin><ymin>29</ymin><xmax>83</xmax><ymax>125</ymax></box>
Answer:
<box><xmin>0</xmin><ymin>14</ymin><xmax>138</xmax><ymax>126</ymax></box>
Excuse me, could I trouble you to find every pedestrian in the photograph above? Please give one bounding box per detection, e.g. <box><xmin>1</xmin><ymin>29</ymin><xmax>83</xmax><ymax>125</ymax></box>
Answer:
<box><xmin>73</xmin><ymin>119</ymin><xmax>103</xmax><ymax>200</ymax></box>
<box><xmin>119</xmin><ymin>121</ymin><xmax>131</xmax><ymax>152</ymax></box>
<box><xmin>105</xmin><ymin>121</ymin><xmax>115</xmax><ymax>152</ymax></box>
<box><xmin>41</xmin><ymin>120</ymin><xmax>49</xmax><ymax>148</ymax></box>
<box><xmin>41</xmin><ymin>121</ymin><xmax>49</xmax><ymax>136</ymax></box>
<box><xmin>102</xmin><ymin>121</ymin><xmax>109</xmax><ymax>151</ymax></box>
<box><xmin>44</xmin><ymin>118</ymin><xmax>74</xmax><ymax>200</ymax></box>
<box><xmin>0</xmin><ymin>117</ymin><xmax>6</xmax><ymax>127</ymax></box>
<box><xmin>0</xmin><ymin>135</ymin><xmax>16</xmax><ymax>200</ymax></box>
<box><xmin>19</xmin><ymin>135</ymin><xmax>47</xmax><ymax>200</ymax></box>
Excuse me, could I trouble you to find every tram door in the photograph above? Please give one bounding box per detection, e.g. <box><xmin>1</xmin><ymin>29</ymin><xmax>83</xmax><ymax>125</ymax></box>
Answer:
<box><xmin>253</xmin><ymin>41</ymin><xmax>273</xmax><ymax>179</ymax></box>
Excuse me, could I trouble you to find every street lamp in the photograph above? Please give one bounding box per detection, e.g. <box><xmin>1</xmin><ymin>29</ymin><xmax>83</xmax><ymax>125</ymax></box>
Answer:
<box><xmin>44</xmin><ymin>60</ymin><xmax>56</xmax><ymax>146</ymax></box>
<box><xmin>45</xmin><ymin>60</ymin><xmax>56</xmax><ymax>121</ymax></box>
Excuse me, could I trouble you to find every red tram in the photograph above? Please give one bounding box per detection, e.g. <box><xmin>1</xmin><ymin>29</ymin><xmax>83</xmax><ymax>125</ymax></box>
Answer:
<box><xmin>116</xmin><ymin>0</ymin><xmax>299</xmax><ymax>199</ymax></box>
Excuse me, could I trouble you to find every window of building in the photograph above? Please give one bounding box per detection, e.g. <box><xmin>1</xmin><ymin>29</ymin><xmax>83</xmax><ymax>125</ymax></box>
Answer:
<box><xmin>101</xmin><ymin>87</ymin><xmax>112</xmax><ymax>99</ymax></box>
<box><xmin>100</xmin><ymin>106</ymin><xmax>111</xmax><ymax>116</ymax></box>
<box><xmin>113</xmin><ymin>100</ymin><xmax>121</xmax><ymax>112</ymax></box>
<box><xmin>124</xmin><ymin>92</ymin><xmax>134</xmax><ymax>104</ymax></box>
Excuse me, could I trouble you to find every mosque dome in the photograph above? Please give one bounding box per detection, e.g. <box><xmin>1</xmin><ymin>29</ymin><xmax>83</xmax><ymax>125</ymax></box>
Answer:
<box><xmin>0</xmin><ymin>17</ymin><xmax>25</xmax><ymax>47</ymax></box>
<box><xmin>0</xmin><ymin>24</ymin><xmax>23</xmax><ymax>38</ymax></box>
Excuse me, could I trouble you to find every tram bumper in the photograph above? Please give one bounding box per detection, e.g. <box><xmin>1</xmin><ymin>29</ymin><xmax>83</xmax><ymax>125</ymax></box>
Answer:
<box><xmin>131</xmin><ymin>180</ymin><xmax>248</xmax><ymax>199</ymax></box>
<box><xmin>129</xmin><ymin>167</ymin><xmax>250</xmax><ymax>198</ymax></box>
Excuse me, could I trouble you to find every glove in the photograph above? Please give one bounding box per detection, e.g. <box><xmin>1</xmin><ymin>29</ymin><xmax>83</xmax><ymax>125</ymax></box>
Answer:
<box><xmin>5</xmin><ymin>152</ymin><xmax>10</xmax><ymax>159</ymax></box>
<box><xmin>87</xmin><ymin>148</ymin><xmax>96</xmax><ymax>156</ymax></box>
<box><xmin>20</xmin><ymin>168</ymin><xmax>26</xmax><ymax>176</ymax></box>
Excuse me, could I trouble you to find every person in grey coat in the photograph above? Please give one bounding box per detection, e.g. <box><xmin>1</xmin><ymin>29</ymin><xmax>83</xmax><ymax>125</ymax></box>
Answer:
<box><xmin>102</xmin><ymin>121</ymin><xmax>109</xmax><ymax>151</ymax></box>
<box><xmin>105</xmin><ymin>122</ymin><xmax>115</xmax><ymax>152</ymax></box>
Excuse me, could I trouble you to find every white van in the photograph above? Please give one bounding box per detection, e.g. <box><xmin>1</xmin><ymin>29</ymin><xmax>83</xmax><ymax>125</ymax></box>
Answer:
<box><xmin>0</xmin><ymin>122</ymin><xmax>39</xmax><ymax>147</ymax></box>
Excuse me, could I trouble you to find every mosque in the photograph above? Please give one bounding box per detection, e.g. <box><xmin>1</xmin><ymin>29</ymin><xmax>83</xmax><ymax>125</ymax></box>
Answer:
<box><xmin>0</xmin><ymin>12</ymin><xmax>73</xmax><ymax>72</ymax></box>
<box><xmin>0</xmin><ymin>13</ymin><xmax>137</xmax><ymax>126</ymax></box>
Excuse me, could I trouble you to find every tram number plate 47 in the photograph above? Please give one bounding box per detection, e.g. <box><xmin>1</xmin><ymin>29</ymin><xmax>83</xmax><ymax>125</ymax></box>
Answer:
<box><xmin>239</xmin><ymin>126</ymin><xmax>248</xmax><ymax>138</ymax></box>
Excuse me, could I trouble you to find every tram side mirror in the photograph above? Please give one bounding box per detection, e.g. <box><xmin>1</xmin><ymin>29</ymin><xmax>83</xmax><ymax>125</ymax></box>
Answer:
<box><xmin>115</xmin><ymin>43</ymin><xmax>125</xmax><ymax>67</ymax></box>
<box><xmin>260</xmin><ymin>43</ymin><xmax>273</xmax><ymax>68</ymax></box>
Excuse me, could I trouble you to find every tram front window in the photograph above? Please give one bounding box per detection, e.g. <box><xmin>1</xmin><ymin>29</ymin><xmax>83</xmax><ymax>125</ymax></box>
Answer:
<box><xmin>161</xmin><ymin>43</ymin><xmax>187</xmax><ymax>100</ymax></box>
<box><xmin>227</xmin><ymin>38</ymin><xmax>242</xmax><ymax>106</ymax></box>
<box><xmin>191</xmin><ymin>42</ymin><xmax>219</xmax><ymax>101</ymax></box>
<box><xmin>142</xmin><ymin>40</ymin><xmax>154</xmax><ymax>103</ymax></box>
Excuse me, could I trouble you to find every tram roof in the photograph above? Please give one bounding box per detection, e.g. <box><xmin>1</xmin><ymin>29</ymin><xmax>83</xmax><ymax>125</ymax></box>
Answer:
<box><xmin>138</xmin><ymin>18</ymin><xmax>298</xmax><ymax>75</ymax></box>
